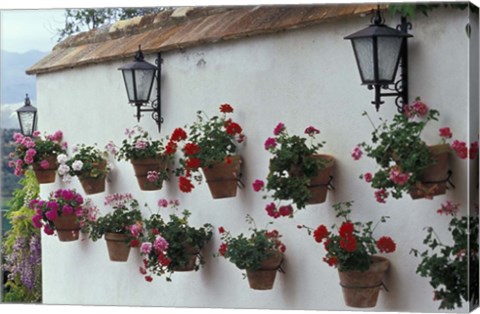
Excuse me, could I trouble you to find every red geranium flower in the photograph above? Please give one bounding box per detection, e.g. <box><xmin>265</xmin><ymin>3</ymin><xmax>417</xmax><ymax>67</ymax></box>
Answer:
<box><xmin>178</xmin><ymin>176</ymin><xmax>194</xmax><ymax>193</ymax></box>
<box><xmin>323</xmin><ymin>256</ymin><xmax>338</xmax><ymax>267</ymax></box>
<box><xmin>145</xmin><ymin>276</ymin><xmax>153</xmax><ymax>282</ymax></box>
<box><xmin>439</xmin><ymin>127</ymin><xmax>452</xmax><ymax>139</ymax></box>
<box><xmin>165</xmin><ymin>141</ymin><xmax>177</xmax><ymax>155</ymax></box>
<box><xmin>376</xmin><ymin>236</ymin><xmax>396</xmax><ymax>253</ymax></box>
<box><xmin>171</xmin><ymin>128</ymin><xmax>187</xmax><ymax>142</ymax></box>
<box><xmin>186</xmin><ymin>157</ymin><xmax>201</xmax><ymax>169</ymax></box>
<box><xmin>313</xmin><ymin>225</ymin><xmax>329</xmax><ymax>243</ymax></box>
<box><xmin>220</xmin><ymin>103</ymin><xmax>234</xmax><ymax>113</ymax></box>
<box><xmin>340</xmin><ymin>234</ymin><xmax>357</xmax><ymax>252</ymax></box>
<box><xmin>218</xmin><ymin>242</ymin><xmax>228</xmax><ymax>256</ymax></box>
<box><xmin>218</xmin><ymin>226</ymin><xmax>225</xmax><ymax>234</ymax></box>
<box><xmin>183</xmin><ymin>142</ymin><xmax>201</xmax><ymax>156</ymax></box>
<box><xmin>339</xmin><ymin>221</ymin><xmax>354</xmax><ymax>238</ymax></box>
<box><xmin>130</xmin><ymin>239</ymin><xmax>140</xmax><ymax>247</ymax></box>
<box><xmin>225</xmin><ymin>121</ymin><xmax>243</xmax><ymax>136</ymax></box>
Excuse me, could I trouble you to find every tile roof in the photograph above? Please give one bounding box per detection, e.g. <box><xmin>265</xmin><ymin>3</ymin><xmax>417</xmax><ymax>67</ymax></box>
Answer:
<box><xmin>26</xmin><ymin>4</ymin><xmax>380</xmax><ymax>75</ymax></box>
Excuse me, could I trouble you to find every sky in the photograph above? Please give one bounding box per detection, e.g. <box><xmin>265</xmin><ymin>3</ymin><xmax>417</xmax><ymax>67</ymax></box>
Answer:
<box><xmin>1</xmin><ymin>9</ymin><xmax>65</xmax><ymax>53</ymax></box>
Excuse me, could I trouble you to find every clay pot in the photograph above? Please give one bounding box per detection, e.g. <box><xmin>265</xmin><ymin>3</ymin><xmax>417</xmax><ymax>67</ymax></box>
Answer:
<box><xmin>32</xmin><ymin>154</ymin><xmax>57</xmax><ymax>184</ymax></box>
<box><xmin>409</xmin><ymin>144</ymin><xmax>450</xmax><ymax>199</ymax></box>
<box><xmin>104</xmin><ymin>232</ymin><xmax>132</xmax><ymax>262</ymax></box>
<box><xmin>202</xmin><ymin>156</ymin><xmax>242</xmax><ymax>199</ymax></box>
<box><xmin>246</xmin><ymin>251</ymin><xmax>283</xmax><ymax>290</ymax></box>
<box><xmin>131</xmin><ymin>156</ymin><xmax>168</xmax><ymax>191</ymax></box>
<box><xmin>52</xmin><ymin>214</ymin><xmax>80</xmax><ymax>242</ymax></box>
<box><xmin>172</xmin><ymin>245</ymin><xmax>199</xmax><ymax>272</ymax></box>
<box><xmin>307</xmin><ymin>154</ymin><xmax>335</xmax><ymax>204</ymax></box>
<box><xmin>338</xmin><ymin>256</ymin><xmax>390</xmax><ymax>308</ymax></box>
<box><xmin>79</xmin><ymin>160</ymin><xmax>107</xmax><ymax>195</ymax></box>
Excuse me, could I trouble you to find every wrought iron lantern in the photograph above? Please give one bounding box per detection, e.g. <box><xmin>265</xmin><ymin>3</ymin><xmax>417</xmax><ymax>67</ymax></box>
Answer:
<box><xmin>119</xmin><ymin>46</ymin><xmax>163</xmax><ymax>132</ymax></box>
<box><xmin>345</xmin><ymin>7</ymin><xmax>412</xmax><ymax>111</ymax></box>
<box><xmin>16</xmin><ymin>94</ymin><xmax>37</xmax><ymax>136</ymax></box>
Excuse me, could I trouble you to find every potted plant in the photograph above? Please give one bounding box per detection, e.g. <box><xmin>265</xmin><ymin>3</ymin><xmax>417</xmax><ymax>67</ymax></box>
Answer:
<box><xmin>298</xmin><ymin>201</ymin><xmax>396</xmax><ymax>308</ymax></box>
<box><xmin>411</xmin><ymin>201</ymin><xmax>479</xmax><ymax>310</ymax></box>
<box><xmin>56</xmin><ymin>144</ymin><xmax>110</xmax><ymax>194</ymax></box>
<box><xmin>254</xmin><ymin>123</ymin><xmax>334</xmax><ymax>218</ymax></box>
<box><xmin>137</xmin><ymin>199</ymin><xmax>213</xmax><ymax>282</ymax></box>
<box><xmin>88</xmin><ymin>193</ymin><xmax>143</xmax><ymax>262</ymax></box>
<box><xmin>116</xmin><ymin>126</ymin><xmax>173</xmax><ymax>191</ymax></box>
<box><xmin>216</xmin><ymin>215</ymin><xmax>286</xmax><ymax>290</ymax></box>
<box><xmin>172</xmin><ymin>103</ymin><xmax>245</xmax><ymax>198</ymax></box>
<box><xmin>356</xmin><ymin>98</ymin><xmax>469</xmax><ymax>203</ymax></box>
<box><xmin>30</xmin><ymin>188</ymin><xmax>97</xmax><ymax>242</ymax></box>
<box><xmin>9</xmin><ymin>130</ymin><xmax>67</xmax><ymax>184</ymax></box>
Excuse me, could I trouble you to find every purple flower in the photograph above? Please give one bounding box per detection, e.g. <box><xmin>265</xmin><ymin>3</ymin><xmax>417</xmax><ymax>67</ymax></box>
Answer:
<box><xmin>45</xmin><ymin>210</ymin><xmax>58</xmax><ymax>221</ymax></box>
<box><xmin>62</xmin><ymin>204</ymin><xmax>73</xmax><ymax>215</ymax></box>
<box><xmin>43</xmin><ymin>225</ymin><xmax>55</xmax><ymax>235</ymax></box>
<box><xmin>304</xmin><ymin>126</ymin><xmax>320</xmax><ymax>136</ymax></box>
<box><xmin>32</xmin><ymin>214</ymin><xmax>43</xmax><ymax>228</ymax></box>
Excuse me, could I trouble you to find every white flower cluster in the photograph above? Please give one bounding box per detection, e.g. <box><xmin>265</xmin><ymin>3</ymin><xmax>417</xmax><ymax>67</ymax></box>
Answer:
<box><xmin>57</xmin><ymin>153</ymin><xmax>73</xmax><ymax>184</ymax></box>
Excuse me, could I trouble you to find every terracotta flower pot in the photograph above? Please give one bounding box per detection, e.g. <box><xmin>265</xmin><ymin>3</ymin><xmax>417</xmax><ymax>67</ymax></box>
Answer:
<box><xmin>172</xmin><ymin>244</ymin><xmax>199</xmax><ymax>272</ymax></box>
<box><xmin>32</xmin><ymin>154</ymin><xmax>57</xmax><ymax>184</ymax></box>
<box><xmin>308</xmin><ymin>154</ymin><xmax>335</xmax><ymax>204</ymax></box>
<box><xmin>409</xmin><ymin>144</ymin><xmax>450</xmax><ymax>200</ymax></box>
<box><xmin>79</xmin><ymin>160</ymin><xmax>107</xmax><ymax>195</ymax></box>
<box><xmin>338</xmin><ymin>256</ymin><xmax>390</xmax><ymax>308</ymax></box>
<box><xmin>202</xmin><ymin>156</ymin><xmax>242</xmax><ymax>199</ymax></box>
<box><xmin>246</xmin><ymin>251</ymin><xmax>283</xmax><ymax>290</ymax></box>
<box><xmin>52</xmin><ymin>214</ymin><xmax>80</xmax><ymax>242</ymax></box>
<box><xmin>104</xmin><ymin>232</ymin><xmax>132</xmax><ymax>262</ymax></box>
<box><xmin>131</xmin><ymin>156</ymin><xmax>168</xmax><ymax>191</ymax></box>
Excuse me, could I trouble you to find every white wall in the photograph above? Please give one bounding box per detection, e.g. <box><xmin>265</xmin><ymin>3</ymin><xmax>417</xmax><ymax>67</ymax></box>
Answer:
<box><xmin>35</xmin><ymin>8</ymin><xmax>475</xmax><ymax>312</ymax></box>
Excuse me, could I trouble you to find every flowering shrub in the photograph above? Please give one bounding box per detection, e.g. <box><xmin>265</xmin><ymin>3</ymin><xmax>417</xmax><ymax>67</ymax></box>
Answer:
<box><xmin>411</xmin><ymin>202</ymin><xmax>479</xmax><ymax>310</ymax></box>
<box><xmin>29</xmin><ymin>188</ymin><xmax>97</xmax><ymax>236</ymax></box>
<box><xmin>357</xmin><ymin>98</ymin><xmax>473</xmax><ymax>203</ymax></box>
<box><xmin>172</xmin><ymin>104</ymin><xmax>245</xmax><ymax>193</ymax></box>
<box><xmin>9</xmin><ymin>130</ymin><xmax>66</xmax><ymax>176</ymax></box>
<box><xmin>56</xmin><ymin>144</ymin><xmax>110</xmax><ymax>184</ymax></box>
<box><xmin>88</xmin><ymin>193</ymin><xmax>142</xmax><ymax>241</ymax></box>
<box><xmin>216</xmin><ymin>215</ymin><xmax>286</xmax><ymax>273</ymax></box>
<box><xmin>137</xmin><ymin>200</ymin><xmax>213</xmax><ymax>282</ymax></box>
<box><xmin>298</xmin><ymin>201</ymin><xmax>396</xmax><ymax>272</ymax></box>
<box><xmin>2</xmin><ymin>170</ymin><xmax>41</xmax><ymax>302</ymax></box>
<box><xmin>254</xmin><ymin>123</ymin><xmax>327</xmax><ymax>217</ymax></box>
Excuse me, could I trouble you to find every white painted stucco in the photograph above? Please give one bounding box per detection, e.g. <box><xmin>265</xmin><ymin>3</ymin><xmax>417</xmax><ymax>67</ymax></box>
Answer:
<box><xmin>34</xmin><ymin>8</ymin><xmax>478</xmax><ymax>313</ymax></box>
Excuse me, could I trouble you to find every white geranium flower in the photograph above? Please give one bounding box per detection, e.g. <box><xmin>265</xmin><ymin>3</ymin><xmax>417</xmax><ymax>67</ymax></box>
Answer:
<box><xmin>62</xmin><ymin>174</ymin><xmax>73</xmax><ymax>184</ymax></box>
<box><xmin>72</xmin><ymin>160</ymin><xmax>84</xmax><ymax>171</ymax></box>
<box><xmin>58</xmin><ymin>164</ymin><xmax>70</xmax><ymax>176</ymax></box>
<box><xmin>57</xmin><ymin>154</ymin><xmax>68</xmax><ymax>164</ymax></box>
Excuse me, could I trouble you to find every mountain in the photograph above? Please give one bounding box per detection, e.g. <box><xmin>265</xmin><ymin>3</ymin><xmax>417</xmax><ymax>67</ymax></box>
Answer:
<box><xmin>1</xmin><ymin>50</ymin><xmax>47</xmax><ymax>104</ymax></box>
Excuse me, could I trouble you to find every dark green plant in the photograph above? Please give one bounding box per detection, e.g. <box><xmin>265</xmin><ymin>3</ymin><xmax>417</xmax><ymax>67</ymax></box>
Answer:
<box><xmin>411</xmin><ymin>203</ymin><xmax>479</xmax><ymax>310</ymax></box>
<box><xmin>139</xmin><ymin>203</ymin><xmax>213</xmax><ymax>282</ymax></box>
<box><xmin>299</xmin><ymin>201</ymin><xmax>396</xmax><ymax>272</ymax></box>
<box><xmin>117</xmin><ymin>125</ymin><xmax>170</xmax><ymax>161</ymax></box>
<box><xmin>89</xmin><ymin>193</ymin><xmax>142</xmax><ymax>241</ymax></box>
<box><xmin>259</xmin><ymin>123</ymin><xmax>326</xmax><ymax>211</ymax></box>
<box><xmin>216</xmin><ymin>215</ymin><xmax>286</xmax><ymax>273</ymax></box>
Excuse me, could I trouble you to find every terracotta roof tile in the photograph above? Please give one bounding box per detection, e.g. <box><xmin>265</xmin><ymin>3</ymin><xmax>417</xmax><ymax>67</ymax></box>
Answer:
<box><xmin>27</xmin><ymin>4</ymin><xmax>378</xmax><ymax>75</ymax></box>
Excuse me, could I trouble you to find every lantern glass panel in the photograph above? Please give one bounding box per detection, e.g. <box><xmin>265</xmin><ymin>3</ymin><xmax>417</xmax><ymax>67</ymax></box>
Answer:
<box><xmin>352</xmin><ymin>37</ymin><xmax>374</xmax><ymax>83</ymax></box>
<box><xmin>377</xmin><ymin>36</ymin><xmax>404</xmax><ymax>82</ymax></box>
<box><xmin>133</xmin><ymin>69</ymin><xmax>155</xmax><ymax>102</ymax></box>
<box><xmin>19</xmin><ymin>111</ymin><xmax>35</xmax><ymax>136</ymax></box>
<box><xmin>122</xmin><ymin>70</ymin><xmax>136</xmax><ymax>102</ymax></box>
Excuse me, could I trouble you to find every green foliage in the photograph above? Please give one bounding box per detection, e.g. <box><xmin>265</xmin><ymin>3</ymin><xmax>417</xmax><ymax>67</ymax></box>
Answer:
<box><xmin>57</xmin><ymin>8</ymin><xmax>164</xmax><ymax>42</ymax></box>
<box><xmin>89</xmin><ymin>195</ymin><xmax>142</xmax><ymax>241</ymax></box>
<box><xmin>265</xmin><ymin>124</ymin><xmax>326</xmax><ymax>210</ymax></box>
<box><xmin>141</xmin><ymin>209</ymin><xmax>213</xmax><ymax>281</ymax></box>
<box><xmin>117</xmin><ymin>126</ymin><xmax>170</xmax><ymax>161</ymax></box>
<box><xmin>388</xmin><ymin>3</ymin><xmax>473</xmax><ymax>19</ymax></box>
<box><xmin>218</xmin><ymin>215</ymin><xmax>285</xmax><ymax>272</ymax></box>
<box><xmin>2</xmin><ymin>170</ymin><xmax>41</xmax><ymax>303</ymax></box>
<box><xmin>411</xmin><ymin>214</ymin><xmax>479</xmax><ymax>310</ymax></box>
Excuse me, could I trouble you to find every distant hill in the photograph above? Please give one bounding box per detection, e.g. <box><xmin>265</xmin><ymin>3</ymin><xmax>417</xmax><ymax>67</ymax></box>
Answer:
<box><xmin>1</xmin><ymin>50</ymin><xmax>47</xmax><ymax>104</ymax></box>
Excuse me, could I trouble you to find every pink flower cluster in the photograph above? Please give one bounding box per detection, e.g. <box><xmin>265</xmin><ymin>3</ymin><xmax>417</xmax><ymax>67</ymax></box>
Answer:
<box><xmin>403</xmin><ymin>99</ymin><xmax>429</xmax><ymax>118</ymax></box>
<box><xmin>273</xmin><ymin>123</ymin><xmax>285</xmax><ymax>136</ymax></box>
<box><xmin>351</xmin><ymin>146</ymin><xmax>362</xmax><ymax>160</ymax></box>
<box><xmin>147</xmin><ymin>171</ymin><xmax>160</xmax><ymax>183</ymax></box>
<box><xmin>264</xmin><ymin>137</ymin><xmax>277</xmax><ymax>150</ymax></box>
<box><xmin>374</xmin><ymin>189</ymin><xmax>389</xmax><ymax>203</ymax></box>
<box><xmin>304</xmin><ymin>126</ymin><xmax>320</xmax><ymax>136</ymax></box>
<box><xmin>265</xmin><ymin>202</ymin><xmax>293</xmax><ymax>219</ymax></box>
<box><xmin>30</xmin><ymin>188</ymin><xmax>85</xmax><ymax>235</ymax></box>
<box><xmin>104</xmin><ymin>193</ymin><xmax>134</xmax><ymax>208</ymax></box>
<box><xmin>389</xmin><ymin>168</ymin><xmax>410</xmax><ymax>186</ymax></box>
<box><xmin>252</xmin><ymin>179</ymin><xmax>265</xmax><ymax>192</ymax></box>
<box><xmin>45</xmin><ymin>130</ymin><xmax>64</xmax><ymax>142</ymax></box>
<box><xmin>153</xmin><ymin>236</ymin><xmax>169</xmax><ymax>252</ymax></box>
<box><xmin>436</xmin><ymin>200</ymin><xmax>460</xmax><ymax>216</ymax></box>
